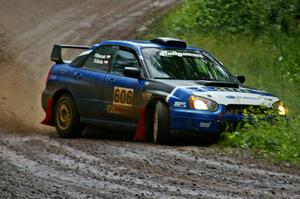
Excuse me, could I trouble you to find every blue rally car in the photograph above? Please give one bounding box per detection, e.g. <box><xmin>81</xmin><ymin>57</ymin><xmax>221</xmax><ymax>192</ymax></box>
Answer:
<box><xmin>41</xmin><ymin>37</ymin><xmax>286</xmax><ymax>143</ymax></box>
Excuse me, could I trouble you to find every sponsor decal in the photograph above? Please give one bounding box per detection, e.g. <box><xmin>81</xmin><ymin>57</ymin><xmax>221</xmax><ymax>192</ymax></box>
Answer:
<box><xmin>226</xmin><ymin>95</ymin><xmax>236</xmax><ymax>99</ymax></box>
<box><xmin>168</xmin><ymin>86</ymin><xmax>277</xmax><ymax>107</ymax></box>
<box><xmin>174</xmin><ymin>101</ymin><xmax>187</xmax><ymax>108</ymax></box>
<box><xmin>202</xmin><ymin>87</ymin><xmax>270</xmax><ymax>95</ymax></box>
<box><xmin>159</xmin><ymin>50</ymin><xmax>203</xmax><ymax>58</ymax></box>
<box><xmin>199</xmin><ymin>122</ymin><xmax>212</xmax><ymax>128</ymax></box>
<box><xmin>94</xmin><ymin>59</ymin><xmax>104</xmax><ymax>64</ymax></box>
<box><xmin>94</xmin><ymin>53</ymin><xmax>106</xmax><ymax>59</ymax></box>
<box><xmin>237</xmin><ymin>96</ymin><xmax>259</xmax><ymax>100</ymax></box>
<box><xmin>113</xmin><ymin>87</ymin><xmax>134</xmax><ymax>107</ymax></box>
<box><xmin>107</xmin><ymin>87</ymin><xmax>134</xmax><ymax>115</ymax></box>
<box><xmin>93</xmin><ymin>53</ymin><xmax>112</xmax><ymax>65</ymax></box>
<box><xmin>192</xmin><ymin>86</ymin><xmax>274</xmax><ymax>97</ymax></box>
<box><xmin>106</xmin><ymin>104</ymin><xmax>132</xmax><ymax>115</ymax></box>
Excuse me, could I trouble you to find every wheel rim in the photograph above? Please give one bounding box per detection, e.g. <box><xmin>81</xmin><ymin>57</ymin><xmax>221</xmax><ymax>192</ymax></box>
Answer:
<box><xmin>153</xmin><ymin>111</ymin><xmax>158</xmax><ymax>143</ymax></box>
<box><xmin>56</xmin><ymin>99</ymin><xmax>72</xmax><ymax>130</ymax></box>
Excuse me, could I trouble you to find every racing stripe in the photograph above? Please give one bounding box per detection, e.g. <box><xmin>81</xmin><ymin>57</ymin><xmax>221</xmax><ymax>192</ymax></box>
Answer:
<box><xmin>166</xmin><ymin>86</ymin><xmax>198</xmax><ymax>102</ymax></box>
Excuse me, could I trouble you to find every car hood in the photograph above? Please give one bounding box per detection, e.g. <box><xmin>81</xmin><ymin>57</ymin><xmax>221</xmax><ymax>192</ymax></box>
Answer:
<box><xmin>156</xmin><ymin>79</ymin><xmax>279</xmax><ymax>107</ymax></box>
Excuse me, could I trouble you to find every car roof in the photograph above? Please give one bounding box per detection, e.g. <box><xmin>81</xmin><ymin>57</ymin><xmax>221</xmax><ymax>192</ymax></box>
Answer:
<box><xmin>92</xmin><ymin>40</ymin><xmax>201</xmax><ymax>51</ymax></box>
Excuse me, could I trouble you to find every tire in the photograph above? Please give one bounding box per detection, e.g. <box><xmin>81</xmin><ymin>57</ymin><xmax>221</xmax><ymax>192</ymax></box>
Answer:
<box><xmin>152</xmin><ymin>101</ymin><xmax>170</xmax><ymax>144</ymax></box>
<box><xmin>54</xmin><ymin>94</ymin><xmax>83</xmax><ymax>138</ymax></box>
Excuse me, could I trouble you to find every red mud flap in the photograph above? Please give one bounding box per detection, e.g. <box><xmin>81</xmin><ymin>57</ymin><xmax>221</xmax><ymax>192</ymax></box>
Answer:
<box><xmin>133</xmin><ymin>108</ymin><xmax>146</xmax><ymax>141</ymax></box>
<box><xmin>41</xmin><ymin>99</ymin><xmax>54</xmax><ymax>126</ymax></box>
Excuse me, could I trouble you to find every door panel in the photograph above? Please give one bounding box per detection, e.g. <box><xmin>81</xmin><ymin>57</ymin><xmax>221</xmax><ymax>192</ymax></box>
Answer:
<box><xmin>70</xmin><ymin>68</ymin><xmax>107</xmax><ymax>119</ymax></box>
<box><xmin>103</xmin><ymin>74</ymin><xmax>144</xmax><ymax>122</ymax></box>
<box><xmin>102</xmin><ymin>48</ymin><xmax>145</xmax><ymax>123</ymax></box>
<box><xmin>69</xmin><ymin>46</ymin><xmax>117</xmax><ymax>119</ymax></box>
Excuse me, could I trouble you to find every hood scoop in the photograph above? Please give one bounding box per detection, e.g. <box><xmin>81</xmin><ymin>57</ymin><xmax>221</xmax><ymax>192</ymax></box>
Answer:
<box><xmin>197</xmin><ymin>80</ymin><xmax>239</xmax><ymax>88</ymax></box>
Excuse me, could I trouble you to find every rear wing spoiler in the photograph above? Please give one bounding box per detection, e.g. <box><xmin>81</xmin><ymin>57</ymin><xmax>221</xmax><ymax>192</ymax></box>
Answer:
<box><xmin>51</xmin><ymin>44</ymin><xmax>91</xmax><ymax>64</ymax></box>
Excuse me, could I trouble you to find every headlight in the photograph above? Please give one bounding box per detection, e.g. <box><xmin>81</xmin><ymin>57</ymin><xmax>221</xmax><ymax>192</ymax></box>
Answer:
<box><xmin>189</xmin><ymin>96</ymin><xmax>218</xmax><ymax>111</ymax></box>
<box><xmin>273</xmin><ymin>101</ymin><xmax>287</xmax><ymax>116</ymax></box>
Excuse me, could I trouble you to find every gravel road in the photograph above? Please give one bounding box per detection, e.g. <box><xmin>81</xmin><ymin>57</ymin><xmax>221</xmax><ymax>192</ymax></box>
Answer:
<box><xmin>0</xmin><ymin>1</ymin><xmax>299</xmax><ymax>198</ymax></box>
<box><xmin>1</xmin><ymin>130</ymin><xmax>299</xmax><ymax>199</ymax></box>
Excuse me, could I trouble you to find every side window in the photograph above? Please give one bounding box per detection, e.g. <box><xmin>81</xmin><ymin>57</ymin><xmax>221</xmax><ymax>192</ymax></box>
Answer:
<box><xmin>82</xmin><ymin>46</ymin><xmax>116</xmax><ymax>72</ymax></box>
<box><xmin>111</xmin><ymin>49</ymin><xmax>140</xmax><ymax>74</ymax></box>
<box><xmin>71</xmin><ymin>50</ymin><xmax>92</xmax><ymax>67</ymax></box>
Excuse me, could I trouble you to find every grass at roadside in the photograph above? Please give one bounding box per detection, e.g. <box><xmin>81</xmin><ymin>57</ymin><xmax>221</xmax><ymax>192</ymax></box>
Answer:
<box><xmin>222</xmin><ymin>118</ymin><xmax>300</xmax><ymax>162</ymax></box>
<box><xmin>141</xmin><ymin>0</ymin><xmax>300</xmax><ymax>163</ymax></box>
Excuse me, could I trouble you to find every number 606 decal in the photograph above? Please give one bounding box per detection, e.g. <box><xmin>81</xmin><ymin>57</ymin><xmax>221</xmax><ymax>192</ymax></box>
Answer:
<box><xmin>113</xmin><ymin>87</ymin><xmax>134</xmax><ymax>106</ymax></box>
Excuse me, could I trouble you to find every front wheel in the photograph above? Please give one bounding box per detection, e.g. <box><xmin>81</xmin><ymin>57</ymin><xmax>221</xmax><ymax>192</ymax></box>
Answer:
<box><xmin>153</xmin><ymin>101</ymin><xmax>170</xmax><ymax>144</ymax></box>
<box><xmin>54</xmin><ymin>94</ymin><xmax>83</xmax><ymax>138</ymax></box>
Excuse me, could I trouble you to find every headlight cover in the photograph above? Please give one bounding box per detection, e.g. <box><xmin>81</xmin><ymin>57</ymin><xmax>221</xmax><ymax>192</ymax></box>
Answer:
<box><xmin>189</xmin><ymin>96</ymin><xmax>218</xmax><ymax>111</ymax></box>
<box><xmin>272</xmin><ymin>101</ymin><xmax>287</xmax><ymax>116</ymax></box>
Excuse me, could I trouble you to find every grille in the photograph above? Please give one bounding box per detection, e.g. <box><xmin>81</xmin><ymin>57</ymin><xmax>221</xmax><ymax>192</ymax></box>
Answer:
<box><xmin>225</xmin><ymin>105</ymin><xmax>269</xmax><ymax>115</ymax></box>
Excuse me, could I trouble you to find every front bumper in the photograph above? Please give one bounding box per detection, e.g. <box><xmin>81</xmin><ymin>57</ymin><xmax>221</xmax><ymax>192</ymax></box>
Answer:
<box><xmin>170</xmin><ymin>106</ymin><xmax>247</xmax><ymax>134</ymax></box>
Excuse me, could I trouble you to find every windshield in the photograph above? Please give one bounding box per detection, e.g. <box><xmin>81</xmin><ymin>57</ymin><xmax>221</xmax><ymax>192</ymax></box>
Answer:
<box><xmin>142</xmin><ymin>48</ymin><xmax>238</xmax><ymax>82</ymax></box>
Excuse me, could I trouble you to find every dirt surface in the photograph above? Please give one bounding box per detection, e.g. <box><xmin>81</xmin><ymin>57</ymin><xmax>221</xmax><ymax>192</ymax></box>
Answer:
<box><xmin>0</xmin><ymin>0</ymin><xmax>177</xmax><ymax>132</ymax></box>
<box><xmin>0</xmin><ymin>0</ymin><xmax>300</xmax><ymax>198</ymax></box>
<box><xmin>1</xmin><ymin>130</ymin><xmax>300</xmax><ymax>199</ymax></box>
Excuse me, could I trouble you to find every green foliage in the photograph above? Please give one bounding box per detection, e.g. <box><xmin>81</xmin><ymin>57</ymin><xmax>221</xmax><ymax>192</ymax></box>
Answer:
<box><xmin>143</xmin><ymin>0</ymin><xmax>300</xmax><ymax>162</ymax></box>
<box><xmin>222</xmin><ymin>117</ymin><xmax>300</xmax><ymax>162</ymax></box>
<box><xmin>182</xmin><ymin>33</ymin><xmax>300</xmax><ymax>116</ymax></box>
<box><xmin>167</xmin><ymin>0</ymin><xmax>300</xmax><ymax>35</ymax></box>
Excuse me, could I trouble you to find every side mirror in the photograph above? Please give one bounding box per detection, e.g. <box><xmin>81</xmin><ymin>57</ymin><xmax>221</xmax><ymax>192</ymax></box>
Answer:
<box><xmin>236</xmin><ymin>75</ymin><xmax>245</xmax><ymax>84</ymax></box>
<box><xmin>123</xmin><ymin>67</ymin><xmax>140</xmax><ymax>78</ymax></box>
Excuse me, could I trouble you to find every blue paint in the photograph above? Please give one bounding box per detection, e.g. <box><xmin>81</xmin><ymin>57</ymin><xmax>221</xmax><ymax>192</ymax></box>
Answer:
<box><xmin>42</xmin><ymin>39</ymin><xmax>279</xmax><ymax>135</ymax></box>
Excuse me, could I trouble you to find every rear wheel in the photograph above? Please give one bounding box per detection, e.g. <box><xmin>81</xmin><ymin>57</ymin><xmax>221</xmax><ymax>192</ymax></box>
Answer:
<box><xmin>152</xmin><ymin>101</ymin><xmax>170</xmax><ymax>144</ymax></box>
<box><xmin>54</xmin><ymin>94</ymin><xmax>83</xmax><ymax>138</ymax></box>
